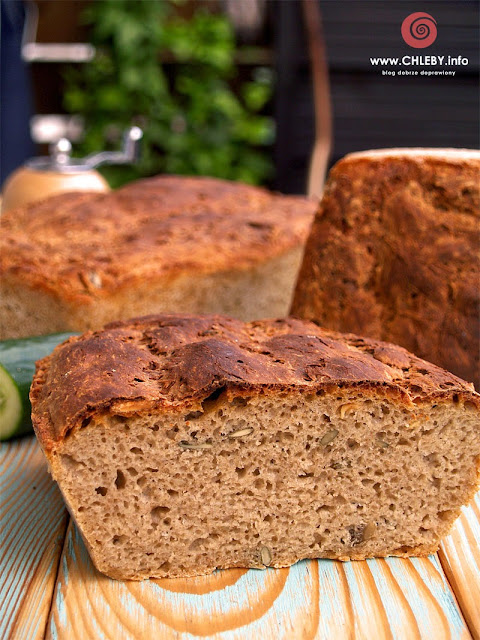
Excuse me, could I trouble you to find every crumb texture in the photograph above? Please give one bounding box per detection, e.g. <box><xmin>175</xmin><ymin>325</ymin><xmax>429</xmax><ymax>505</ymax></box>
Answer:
<box><xmin>291</xmin><ymin>151</ymin><xmax>480</xmax><ymax>388</ymax></box>
<box><xmin>30</xmin><ymin>314</ymin><xmax>480</xmax><ymax>580</ymax></box>
<box><xmin>54</xmin><ymin>391</ymin><xmax>479</xmax><ymax>580</ymax></box>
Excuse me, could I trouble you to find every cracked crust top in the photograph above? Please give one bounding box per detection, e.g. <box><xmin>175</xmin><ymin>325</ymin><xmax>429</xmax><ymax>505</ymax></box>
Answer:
<box><xmin>0</xmin><ymin>176</ymin><xmax>315</xmax><ymax>304</ymax></box>
<box><xmin>30</xmin><ymin>314</ymin><xmax>479</xmax><ymax>452</ymax></box>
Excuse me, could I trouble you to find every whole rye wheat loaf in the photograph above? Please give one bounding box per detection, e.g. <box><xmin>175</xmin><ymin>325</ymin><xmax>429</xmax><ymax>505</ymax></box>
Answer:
<box><xmin>31</xmin><ymin>313</ymin><xmax>480</xmax><ymax>580</ymax></box>
<box><xmin>291</xmin><ymin>149</ymin><xmax>480</xmax><ymax>388</ymax></box>
<box><xmin>0</xmin><ymin>176</ymin><xmax>315</xmax><ymax>339</ymax></box>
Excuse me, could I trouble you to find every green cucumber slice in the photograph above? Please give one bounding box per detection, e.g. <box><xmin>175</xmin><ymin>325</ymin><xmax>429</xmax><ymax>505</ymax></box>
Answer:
<box><xmin>0</xmin><ymin>332</ymin><xmax>77</xmax><ymax>441</ymax></box>
<box><xmin>0</xmin><ymin>363</ymin><xmax>24</xmax><ymax>440</ymax></box>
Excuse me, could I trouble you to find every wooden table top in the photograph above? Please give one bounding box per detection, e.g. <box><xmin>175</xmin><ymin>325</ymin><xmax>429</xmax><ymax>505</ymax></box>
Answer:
<box><xmin>1</xmin><ymin>436</ymin><xmax>479</xmax><ymax>640</ymax></box>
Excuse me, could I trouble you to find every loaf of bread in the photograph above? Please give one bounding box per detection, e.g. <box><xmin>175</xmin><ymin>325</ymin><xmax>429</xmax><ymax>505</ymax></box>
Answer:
<box><xmin>291</xmin><ymin>148</ymin><xmax>480</xmax><ymax>388</ymax></box>
<box><xmin>31</xmin><ymin>313</ymin><xmax>480</xmax><ymax>580</ymax></box>
<box><xmin>0</xmin><ymin>176</ymin><xmax>315</xmax><ymax>339</ymax></box>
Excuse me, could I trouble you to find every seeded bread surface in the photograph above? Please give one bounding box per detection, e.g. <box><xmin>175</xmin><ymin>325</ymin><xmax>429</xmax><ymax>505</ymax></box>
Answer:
<box><xmin>0</xmin><ymin>176</ymin><xmax>315</xmax><ymax>338</ymax></box>
<box><xmin>31</xmin><ymin>314</ymin><xmax>480</xmax><ymax>580</ymax></box>
<box><xmin>291</xmin><ymin>148</ymin><xmax>480</xmax><ymax>388</ymax></box>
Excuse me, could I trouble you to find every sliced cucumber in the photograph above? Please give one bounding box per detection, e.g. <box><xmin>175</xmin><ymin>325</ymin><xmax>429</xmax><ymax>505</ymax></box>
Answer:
<box><xmin>0</xmin><ymin>332</ymin><xmax>76</xmax><ymax>441</ymax></box>
<box><xmin>0</xmin><ymin>364</ymin><xmax>23</xmax><ymax>440</ymax></box>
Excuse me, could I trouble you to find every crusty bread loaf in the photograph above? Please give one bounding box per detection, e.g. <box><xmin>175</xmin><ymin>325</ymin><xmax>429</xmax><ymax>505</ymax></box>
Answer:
<box><xmin>0</xmin><ymin>176</ymin><xmax>315</xmax><ymax>339</ymax></box>
<box><xmin>31</xmin><ymin>313</ymin><xmax>480</xmax><ymax>580</ymax></box>
<box><xmin>291</xmin><ymin>148</ymin><xmax>480</xmax><ymax>388</ymax></box>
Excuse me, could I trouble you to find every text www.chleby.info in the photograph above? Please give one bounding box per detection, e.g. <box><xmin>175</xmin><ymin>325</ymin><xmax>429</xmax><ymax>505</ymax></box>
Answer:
<box><xmin>370</xmin><ymin>55</ymin><xmax>469</xmax><ymax>77</ymax></box>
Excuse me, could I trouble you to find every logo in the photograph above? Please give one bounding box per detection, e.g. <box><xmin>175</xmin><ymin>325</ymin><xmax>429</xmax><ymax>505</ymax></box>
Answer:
<box><xmin>401</xmin><ymin>12</ymin><xmax>437</xmax><ymax>48</ymax></box>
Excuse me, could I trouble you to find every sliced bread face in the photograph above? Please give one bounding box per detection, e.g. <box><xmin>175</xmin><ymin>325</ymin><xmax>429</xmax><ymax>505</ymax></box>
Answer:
<box><xmin>31</xmin><ymin>314</ymin><xmax>480</xmax><ymax>580</ymax></box>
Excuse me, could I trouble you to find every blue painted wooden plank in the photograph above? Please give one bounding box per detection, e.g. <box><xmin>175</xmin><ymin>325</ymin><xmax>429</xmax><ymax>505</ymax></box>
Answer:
<box><xmin>0</xmin><ymin>438</ymin><xmax>68</xmax><ymax>640</ymax></box>
<box><xmin>46</xmin><ymin>520</ymin><xmax>472</xmax><ymax>639</ymax></box>
<box><xmin>438</xmin><ymin>492</ymin><xmax>480</xmax><ymax>637</ymax></box>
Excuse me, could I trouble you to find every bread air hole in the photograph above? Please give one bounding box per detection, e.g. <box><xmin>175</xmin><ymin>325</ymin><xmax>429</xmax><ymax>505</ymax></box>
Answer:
<box><xmin>438</xmin><ymin>509</ymin><xmax>455</xmax><ymax>521</ymax></box>
<box><xmin>151</xmin><ymin>506</ymin><xmax>170</xmax><ymax>523</ymax></box>
<box><xmin>189</xmin><ymin>537</ymin><xmax>207</xmax><ymax>551</ymax></box>
<box><xmin>130</xmin><ymin>447</ymin><xmax>143</xmax><ymax>455</ymax></box>
<box><xmin>115</xmin><ymin>470</ymin><xmax>126</xmax><ymax>489</ymax></box>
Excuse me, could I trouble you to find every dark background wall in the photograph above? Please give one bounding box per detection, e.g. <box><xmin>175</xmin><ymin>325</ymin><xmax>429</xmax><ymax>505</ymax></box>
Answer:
<box><xmin>273</xmin><ymin>0</ymin><xmax>480</xmax><ymax>194</ymax></box>
<box><xmin>2</xmin><ymin>0</ymin><xmax>478</xmax><ymax>192</ymax></box>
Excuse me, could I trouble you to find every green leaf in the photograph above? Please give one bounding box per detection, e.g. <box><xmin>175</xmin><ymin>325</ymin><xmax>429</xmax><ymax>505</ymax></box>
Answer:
<box><xmin>62</xmin><ymin>0</ymin><xmax>274</xmax><ymax>187</ymax></box>
<box><xmin>242</xmin><ymin>81</ymin><xmax>272</xmax><ymax>112</ymax></box>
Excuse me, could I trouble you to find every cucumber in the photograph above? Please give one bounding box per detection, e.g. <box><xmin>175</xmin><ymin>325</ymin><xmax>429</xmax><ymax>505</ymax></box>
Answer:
<box><xmin>0</xmin><ymin>333</ymin><xmax>76</xmax><ymax>441</ymax></box>
<box><xmin>0</xmin><ymin>364</ymin><xmax>23</xmax><ymax>440</ymax></box>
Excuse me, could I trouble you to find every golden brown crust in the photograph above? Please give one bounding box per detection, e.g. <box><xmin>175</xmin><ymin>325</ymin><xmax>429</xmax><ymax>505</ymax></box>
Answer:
<box><xmin>31</xmin><ymin>313</ymin><xmax>479</xmax><ymax>452</ymax></box>
<box><xmin>0</xmin><ymin>176</ymin><xmax>315</xmax><ymax>305</ymax></box>
<box><xmin>291</xmin><ymin>149</ymin><xmax>480</xmax><ymax>388</ymax></box>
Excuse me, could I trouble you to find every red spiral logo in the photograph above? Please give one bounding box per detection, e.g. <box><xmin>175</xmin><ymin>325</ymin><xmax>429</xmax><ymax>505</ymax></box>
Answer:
<box><xmin>401</xmin><ymin>12</ymin><xmax>437</xmax><ymax>48</ymax></box>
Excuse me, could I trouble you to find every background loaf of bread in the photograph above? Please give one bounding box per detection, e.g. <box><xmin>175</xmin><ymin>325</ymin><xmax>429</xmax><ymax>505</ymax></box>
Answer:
<box><xmin>292</xmin><ymin>149</ymin><xmax>480</xmax><ymax>388</ymax></box>
<box><xmin>0</xmin><ymin>176</ymin><xmax>315</xmax><ymax>339</ymax></box>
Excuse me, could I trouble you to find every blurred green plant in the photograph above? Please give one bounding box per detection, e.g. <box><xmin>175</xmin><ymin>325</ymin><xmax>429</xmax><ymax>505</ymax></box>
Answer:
<box><xmin>63</xmin><ymin>0</ymin><xmax>274</xmax><ymax>187</ymax></box>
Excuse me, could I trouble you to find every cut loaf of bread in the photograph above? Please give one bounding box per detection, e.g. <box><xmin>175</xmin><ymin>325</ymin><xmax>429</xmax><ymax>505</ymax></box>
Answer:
<box><xmin>0</xmin><ymin>176</ymin><xmax>315</xmax><ymax>339</ymax></box>
<box><xmin>31</xmin><ymin>314</ymin><xmax>480</xmax><ymax>580</ymax></box>
<box><xmin>291</xmin><ymin>148</ymin><xmax>480</xmax><ymax>388</ymax></box>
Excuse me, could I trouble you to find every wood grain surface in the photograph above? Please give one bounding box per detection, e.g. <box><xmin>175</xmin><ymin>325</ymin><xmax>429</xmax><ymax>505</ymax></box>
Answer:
<box><xmin>44</xmin><ymin>522</ymin><xmax>471</xmax><ymax>639</ymax></box>
<box><xmin>1</xmin><ymin>437</ymin><xmax>478</xmax><ymax>639</ymax></box>
<box><xmin>439</xmin><ymin>492</ymin><xmax>480</xmax><ymax>640</ymax></box>
<box><xmin>0</xmin><ymin>438</ymin><xmax>68</xmax><ymax>640</ymax></box>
